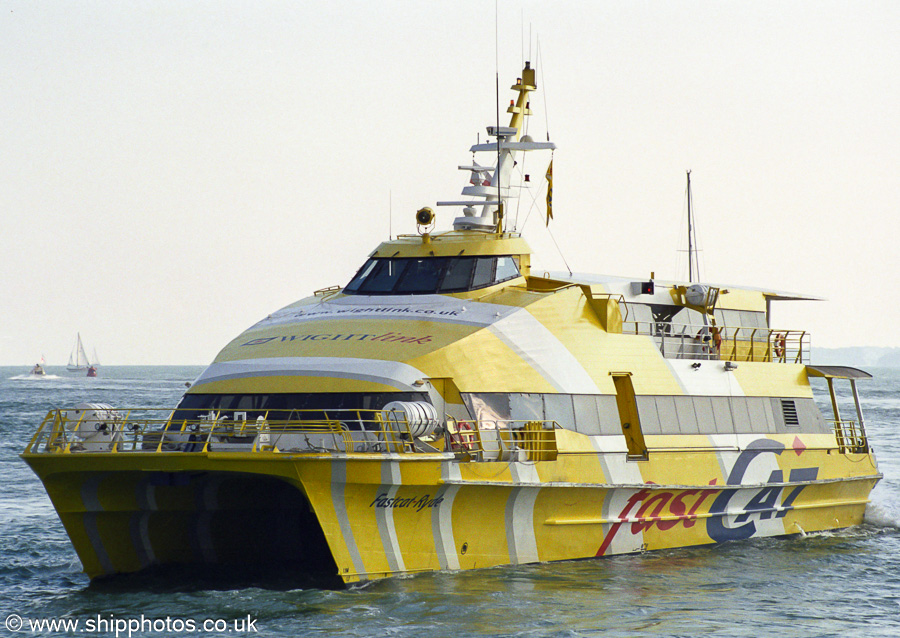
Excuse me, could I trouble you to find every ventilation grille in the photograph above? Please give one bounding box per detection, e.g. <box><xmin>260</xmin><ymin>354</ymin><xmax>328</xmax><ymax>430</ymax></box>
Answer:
<box><xmin>781</xmin><ymin>399</ymin><xmax>800</xmax><ymax>426</ymax></box>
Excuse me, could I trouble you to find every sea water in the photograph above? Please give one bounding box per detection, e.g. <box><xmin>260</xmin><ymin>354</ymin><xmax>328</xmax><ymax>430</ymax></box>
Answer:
<box><xmin>1</xmin><ymin>366</ymin><xmax>898</xmax><ymax>637</ymax></box>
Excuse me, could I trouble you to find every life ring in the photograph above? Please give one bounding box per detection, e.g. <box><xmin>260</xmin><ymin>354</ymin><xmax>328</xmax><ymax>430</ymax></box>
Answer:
<box><xmin>695</xmin><ymin>328</ymin><xmax>715</xmax><ymax>354</ymax></box>
<box><xmin>452</xmin><ymin>420</ymin><xmax>475</xmax><ymax>451</ymax></box>
<box><xmin>774</xmin><ymin>333</ymin><xmax>786</xmax><ymax>358</ymax></box>
<box><xmin>712</xmin><ymin>329</ymin><xmax>722</xmax><ymax>351</ymax></box>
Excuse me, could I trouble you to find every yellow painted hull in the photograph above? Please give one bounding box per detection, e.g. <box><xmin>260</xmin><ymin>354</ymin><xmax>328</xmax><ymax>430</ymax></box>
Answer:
<box><xmin>22</xmin><ymin>432</ymin><xmax>879</xmax><ymax>585</ymax></box>
<box><xmin>21</xmin><ymin>60</ymin><xmax>881</xmax><ymax>590</ymax></box>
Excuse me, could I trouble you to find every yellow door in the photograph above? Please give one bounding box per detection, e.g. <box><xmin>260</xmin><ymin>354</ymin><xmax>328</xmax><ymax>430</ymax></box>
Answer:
<box><xmin>611</xmin><ymin>373</ymin><xmax>648</xmax><ymax>460</ymax></box>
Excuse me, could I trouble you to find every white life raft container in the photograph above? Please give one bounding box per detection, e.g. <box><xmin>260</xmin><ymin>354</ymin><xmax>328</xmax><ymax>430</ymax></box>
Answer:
<box><xmin>382</xmin><ymin>401</ymin><xmax>440</xmax><ymax>438</ymax></box>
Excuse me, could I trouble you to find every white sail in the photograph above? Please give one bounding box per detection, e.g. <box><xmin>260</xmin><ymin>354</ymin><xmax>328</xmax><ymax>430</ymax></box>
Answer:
<box><xmin>67</xmin><ymin>333</ymin><xmax>91</xmax><ymax>371</ymax></box>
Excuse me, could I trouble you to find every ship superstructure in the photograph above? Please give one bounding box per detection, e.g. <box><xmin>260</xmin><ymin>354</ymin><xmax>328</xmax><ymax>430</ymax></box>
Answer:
<box><xmin>22</xmin><ymin>61</ymin><xmax>879</xmax><ymax>586</ymax></box>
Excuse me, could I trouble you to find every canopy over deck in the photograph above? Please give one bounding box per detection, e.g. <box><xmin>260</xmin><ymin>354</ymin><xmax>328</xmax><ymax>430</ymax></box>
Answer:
<box><xmin>806</xmin><ymin>365</ymin><xmax>873</xmax><ymax>380</ymax></box>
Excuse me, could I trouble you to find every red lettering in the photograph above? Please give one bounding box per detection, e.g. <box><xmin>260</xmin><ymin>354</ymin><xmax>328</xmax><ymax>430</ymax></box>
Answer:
<box><xmin>684</xmin><ymin>488</ymin><xmax>718</xmax><ymax>528</ymax></box>
<box><xmin>631</xmin><ymin>493</ymin><xmax>673</xmax><ymax>534</ymax></box>
<box><xmin>596</xmin><ymin>488</ymin><xmax>652</xmax><ymax>557</ymax></box>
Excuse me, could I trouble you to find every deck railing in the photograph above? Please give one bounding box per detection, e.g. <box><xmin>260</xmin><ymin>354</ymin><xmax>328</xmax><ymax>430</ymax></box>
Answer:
<box><xmin>831</xmin><ymin>419</ymin><xmax>869</xmax><ymax>454</ymax></box>
<box><xmin>622</xmin><ymin>321</ymin><xmax>810</xmax><ymax>364</ymax></box>
<box><xmin>23</xmin><ymin>407</ymin><xmax>560</xmax><ymax>462</ymax></box>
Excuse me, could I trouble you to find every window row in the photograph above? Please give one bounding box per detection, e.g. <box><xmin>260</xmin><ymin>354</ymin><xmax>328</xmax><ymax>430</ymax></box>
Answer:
<box><xmin>460</xmin><ymin>392</ymin><xmax>829</xmax><ymax>437</ymax></box>
<box><xmin>343</xmin><ymin>256</ymin><xmax>520</xmax><ymax>295</ymax></box>
<box><xmin>628</xmin><ymin>304</ymin><xmax>768</xmax><ymax>331</ymax></box>
<box><xmin>171</xmin><ymin>392</ymin><xmax>430</xmax><ymax>426</ymax></box>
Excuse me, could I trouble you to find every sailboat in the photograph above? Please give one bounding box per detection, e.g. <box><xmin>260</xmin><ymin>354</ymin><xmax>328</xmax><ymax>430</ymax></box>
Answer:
<box><xmin>66</xmin><ymin>333</ymin><xmax>92</xmax><ymax>372</ymax></box>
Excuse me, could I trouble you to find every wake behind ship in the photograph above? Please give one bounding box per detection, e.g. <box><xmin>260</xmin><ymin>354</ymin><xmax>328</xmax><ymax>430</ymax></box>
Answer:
<box><xmin>22</xmin><ymin>60</ymin><xmax>880</xmax><ymax>586</ymax></box>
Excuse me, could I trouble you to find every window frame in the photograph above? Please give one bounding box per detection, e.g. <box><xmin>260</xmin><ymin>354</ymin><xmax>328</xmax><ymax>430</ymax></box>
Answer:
<box><xmin>342</xmin><ymin>255</ymin><xmax>521</xmax><ymax>296</ymax></box>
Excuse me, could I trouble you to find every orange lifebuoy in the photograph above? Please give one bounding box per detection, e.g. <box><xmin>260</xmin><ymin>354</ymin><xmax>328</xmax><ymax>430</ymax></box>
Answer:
<box><xmin>695</xmin><ymin>328</ymin><xmax>719</xmax><ymax>354</ymax></box>
<box><xmin>452</xmin><ymin>420</ymin><xmax>475</xmax><ymax>451</ymax></box>
<box><xmin>774</xmin><ymin>333</ymin><xmax>786</xmax><ymax>358</ymax></box>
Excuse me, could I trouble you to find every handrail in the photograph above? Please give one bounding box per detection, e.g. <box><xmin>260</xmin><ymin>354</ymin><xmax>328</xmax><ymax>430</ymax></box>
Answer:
<box><xmin>589</xmin><ymin>293</ymin><xmax>629</xmax><ymax>322</ymax></box>
<box><xmin>621</xmin><ymin>320</ymin><xmax>810</xmax><ymax>363</ymax></box>
<box><xmin>829</xmin><ymin>419</ymin><xmax>869</xmax><ymax>454</ymax></box>
<box><xmin>23</xmin><ymin>407</ymin><xmax>561</xmax><ymax>463</ymax></box>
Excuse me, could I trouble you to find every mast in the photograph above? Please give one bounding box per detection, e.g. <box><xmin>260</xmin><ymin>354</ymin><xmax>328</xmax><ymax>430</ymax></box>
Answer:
<box><xmin>441</xmin><ymin>62</ymin><xmax>555</xmax><ymax>232</ymax></box>
<box><xmin>686</xmin><ymin>170</ymin><xmax>697</xmax><ymax>283</ymax></box>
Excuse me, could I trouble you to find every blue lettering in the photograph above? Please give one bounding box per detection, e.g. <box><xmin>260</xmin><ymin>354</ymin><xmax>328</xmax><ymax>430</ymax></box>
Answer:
<box><xmin>708</xmin><ymin>439</ymin><xmax>820</xmax><ymax>542</ymax></box>
<box><xmin>776</xmin><ymin>467</ymin><xmax>819</xmax><ymax>518</ymax></box>
<box><xmin>708</xmin><ymin>439</ymin><xmax>784</xmax><ymax>542</ymax></box>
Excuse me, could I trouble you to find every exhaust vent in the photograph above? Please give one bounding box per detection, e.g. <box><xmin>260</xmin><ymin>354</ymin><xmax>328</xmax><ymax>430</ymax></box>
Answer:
<box><xmin>781</xmin><ymin>399</ymin><xmax>800</xmax><ymax>426</ymax></box>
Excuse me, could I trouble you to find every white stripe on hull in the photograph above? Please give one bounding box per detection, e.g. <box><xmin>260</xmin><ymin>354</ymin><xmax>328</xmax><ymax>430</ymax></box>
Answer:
<box><xmin>193</xmin><ymin>357</ymin><xmax>429</xmax><ymax>392</ymax></box>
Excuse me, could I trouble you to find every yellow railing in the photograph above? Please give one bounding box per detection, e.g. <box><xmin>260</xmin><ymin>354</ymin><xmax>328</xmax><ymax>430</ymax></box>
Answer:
<box><xmin>831</xmin><ymin>419</ymin><xmax>869</xmax><ymax>454</ymax></box>
<box><xmin>445</xmin><ymin>418</ymin><xmax>559</xmax><ymax>462</ymax></box>
<box><xmin>622</xmin><ymin>321</ymin><xmax>809</xmax><ymax>364</ymax></box>
<box><xmin>24</xmin><ymin>407</ymin><xmax>561</xmax><ymax>462</ymax></box>
<box><xmin>25</xmin><ymin>408</ymin><xmax>417</xmax><ymax>456</ymax></box>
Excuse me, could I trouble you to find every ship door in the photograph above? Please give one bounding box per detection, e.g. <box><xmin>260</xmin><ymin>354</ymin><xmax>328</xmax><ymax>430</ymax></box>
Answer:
<box><xmin>611</xmin><ymin>372</ymin><xmax>648</xmax><ymax>460</ymax></box>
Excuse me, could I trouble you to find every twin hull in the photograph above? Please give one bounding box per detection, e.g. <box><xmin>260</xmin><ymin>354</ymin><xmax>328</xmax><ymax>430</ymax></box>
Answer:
<box><xmin>25</xmin><ymin>432</ymin><xmax>877</xmax><ymax>585</ymax></box>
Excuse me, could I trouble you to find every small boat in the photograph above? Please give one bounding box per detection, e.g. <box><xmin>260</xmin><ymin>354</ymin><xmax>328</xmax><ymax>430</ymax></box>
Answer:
<box><xmin>87</xmin><ymin>348</ymin><xmax>100</xmax><ymax>377</ymax></box>
<box><xmin>21</xmin><ymin>58</ymin><xmax>880</xmax><ymax>587</ymax></box>
<box><xmin>66</xmin><ymin>333</ymin><xmax>94</xmax><ymax>374</ymax></box>
<box><xmin>30</xmin><ymin>362</ymin><xmax>46</xmax><ymax>376</ymax></box>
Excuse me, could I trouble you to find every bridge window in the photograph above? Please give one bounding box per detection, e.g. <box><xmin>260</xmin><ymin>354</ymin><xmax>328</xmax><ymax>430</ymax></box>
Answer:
<box><xmin>396</xmin><ymin>258</ymin><xmax>445</xmax><ymax>293</ymax></box>
<box><xmin>440</xmin><ymin>258</ymin><xmax>476</xmax><ymax>291</ymax></box>
<box><xmin>471</xmin><ymin>257</ymin><xmax>495</xmax><ymax>288</ymax></box>
<box><xmin>344</xmin><ymin>255</ymin><xmax>520</xmax><ymax>295</ymax></box>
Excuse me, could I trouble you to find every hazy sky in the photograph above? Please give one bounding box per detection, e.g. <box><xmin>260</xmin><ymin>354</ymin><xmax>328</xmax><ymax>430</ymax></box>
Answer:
<box><xmin>2</xmin><ymin>1</ymin><xmax>898</xmax><ymax>365</ymax></box>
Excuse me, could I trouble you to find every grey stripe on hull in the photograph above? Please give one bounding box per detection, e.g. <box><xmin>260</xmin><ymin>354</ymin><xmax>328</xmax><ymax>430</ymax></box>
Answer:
<box><xmin>589</xmin><ymin>435</ymin><xmax>642</xmax><ymax>485</ymax></box>
<box><xmin>194</xmin><ymin>476</ymin><xmax>223</xmax><ymax>564</ymax></box>
<box><xmin>129</xmin><ymin>478</ymin><xmax>158</xmax><ymax>568</ymax></box>
<box><xmin>432</xmin><ymin>462</ymin><xmax>461</xmax><ymax>571</ymax></box>
<box><xmin>488</xmin><ymin>310</ymin><xmax>600</xmax><ymax>394</ymax></box>
<box><xmin>81</xmin><ymin>474</ymin><xmax>115</xmax><ymax>575</ymax></box>
<box><xmin>331</xmin><ymin>461</ymin><xmax>367</xmax><ymax>577</ymax></box>
<box><xmin>376</xmin><ymin>461</ymin><xmax>405</xmax><ymax>574</ymax></box>
<box><xmin>510</xmin><ymin>461</ymin><xmax>541</xmax><ymax>484</ymax></box>
<box><xmin>505</xmin><ymin>486</ymin><xmax>541</xmax><ymax>565</ymax></box>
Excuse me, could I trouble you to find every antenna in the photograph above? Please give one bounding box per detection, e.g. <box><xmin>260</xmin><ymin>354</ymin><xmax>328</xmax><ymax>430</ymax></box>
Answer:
<box><xmin>389</xmin><ymin>190</ymin><xmax>392</xmax><ymax>240</ymax></box>
<box><xmin>687</xmin><ymin>171</ymin><xmax>694</xmax><ymax>282</ymax></box>
<box><xmin>520</xmin><ymin>18</ymin><xmax>533</xmax><ymax>68</ymax></box>
<box><xmin>495</xmin><ymin>0</ymin><xmax>503</xmax><ymax>233</ymax></box>
<box><xmin>684</xmin><ymin>170</ymin><xmax>702</xmax><ymax>283</ymax></box>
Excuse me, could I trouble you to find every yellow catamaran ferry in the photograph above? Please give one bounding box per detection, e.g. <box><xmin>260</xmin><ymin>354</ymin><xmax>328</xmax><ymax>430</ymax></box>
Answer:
<box><xmin>23</xmin><ymin>62</ymin><xmax>880</xmax><ymax>586</ymax></box>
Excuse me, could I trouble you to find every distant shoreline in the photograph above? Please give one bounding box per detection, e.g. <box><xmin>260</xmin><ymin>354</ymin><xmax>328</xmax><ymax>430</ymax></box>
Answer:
<box><xmin>5</xmin><ymin>349</ymin><xmax>900</xmax><ymax>369</ymax></box>
<box><xmin>810</xmin><ymin>347</ymin><xmax>900</xmax><ymax>368</ymax></box>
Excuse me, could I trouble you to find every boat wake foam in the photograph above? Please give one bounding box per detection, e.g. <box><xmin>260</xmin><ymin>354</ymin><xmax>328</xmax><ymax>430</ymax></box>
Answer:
<box><xmin>864</xmin><ymin>500</ymin><xmax>900</xmax><ymax>529</ymax></box>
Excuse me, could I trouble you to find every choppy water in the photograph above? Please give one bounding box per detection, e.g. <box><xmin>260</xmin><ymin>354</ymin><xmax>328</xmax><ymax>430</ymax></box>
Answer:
<box><xmin>2</xmin><ymin>365</ymin><xmax>898</xmax><ymax>637</ymax></box>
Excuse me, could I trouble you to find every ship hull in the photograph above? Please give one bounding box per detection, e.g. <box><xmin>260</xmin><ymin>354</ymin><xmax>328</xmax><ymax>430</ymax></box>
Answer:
<box><xmin>22</xmin><ymin>433</ymin><xmax>879</xmax><ymax>585</ymax></box>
